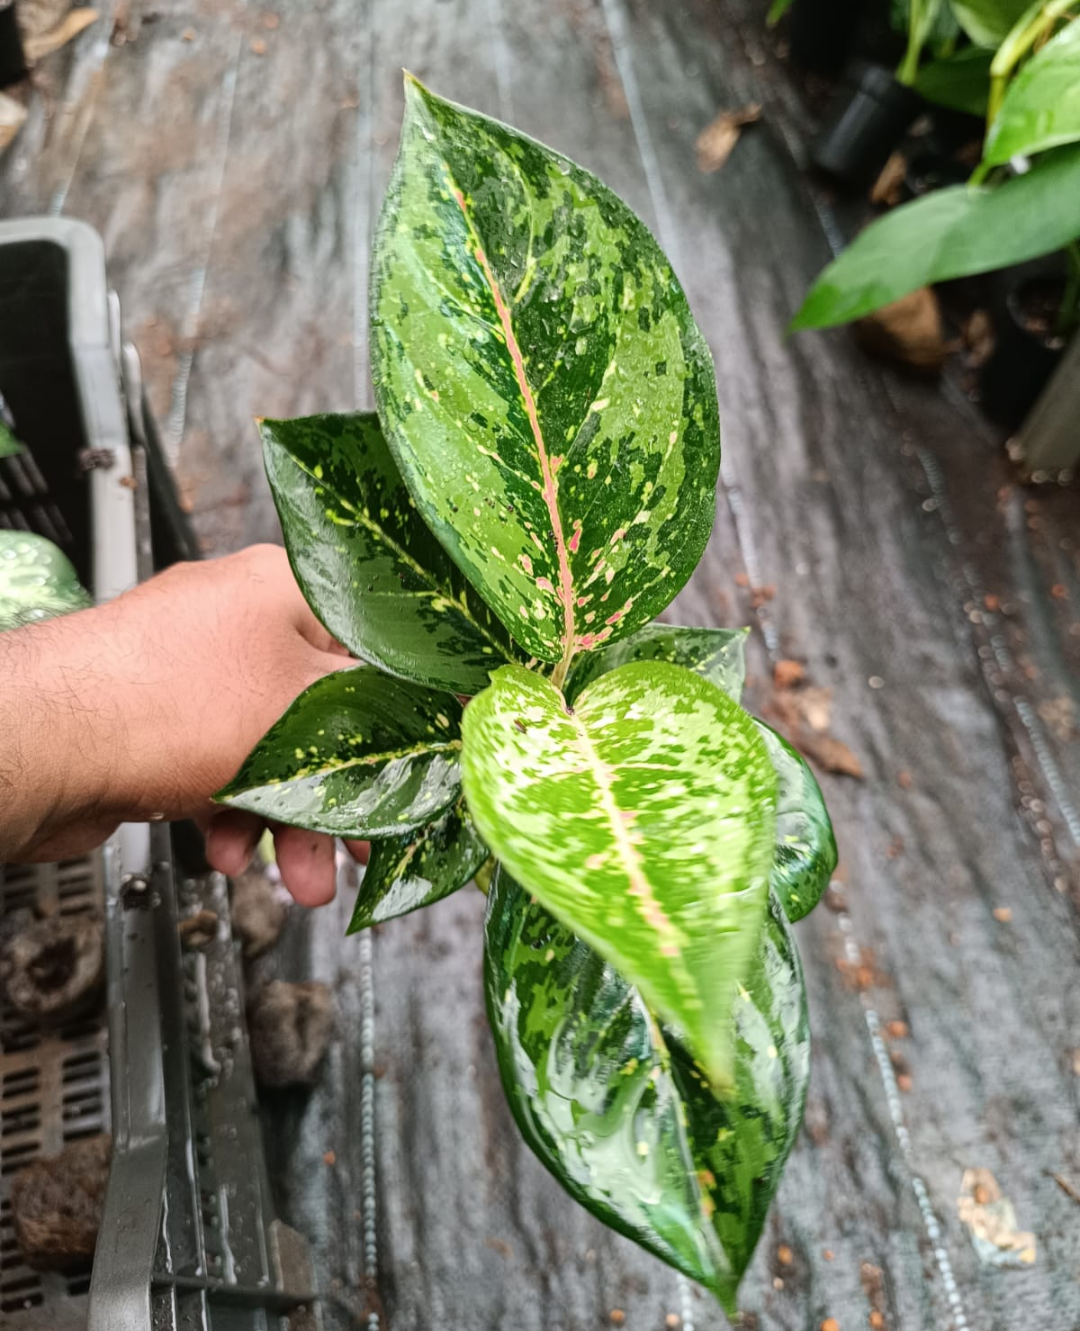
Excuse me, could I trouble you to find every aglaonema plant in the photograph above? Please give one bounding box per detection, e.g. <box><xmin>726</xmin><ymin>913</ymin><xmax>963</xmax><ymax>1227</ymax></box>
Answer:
<box><xmin>217</xmin><ymin>75</ymin><xmax>837</xmax><ymax>1313</ymax></box>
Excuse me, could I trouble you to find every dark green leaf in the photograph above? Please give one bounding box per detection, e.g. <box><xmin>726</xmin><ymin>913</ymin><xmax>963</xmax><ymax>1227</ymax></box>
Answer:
<box><xmin>950</xmin><ymin>0</ymin><xmax>1031</xmax><ymax>45</ymax></box>
<box><xmin>792</xmin><ymin>145</ymin><xmax>1080</xmax><ymax>329</ymax></box>
<box><xmin>914</xmin><ymin>46</ymin><xmax>992</xmax><ymax>116</ymax></box>
<box><xmin>985</xmin><ymin>18</ymin><xmax>1080</xmax><ymax>164</ymax></box>
<box><xmin>755</xmin><ymin>721</ymin><xmax>837</xmax><ymax>921</ymax></box>
<box><xmin>216</xmin><ymin>666</ymin><xmax>461</xmax><ymax>837</ymax></box>
<box><xmin>371</xmin><ymin>77</ymin><xmax>721</xmax><ymax>665</ymax></box>
<box><xmin>565</xmin><ymin>623</ymin><xmax>748</xmax><ymax>704</ymax></box>
<box><xmin>461</xmin><ymin>661</ymin><xmax>777</xmax><ymax>1090</ymax></box>
<box><xmin>0</xmin><ymin>532</ymin><xmax>92</xmax><ymax>631</ymax></box>
<box><xmin>261</xmin><ymin>412</ymin><xmax>515</xmax><ymax>695</ymax></box>
<box><xmin>485</xmin><ymin>870</ymin><xmax>809</xmax><ymax>1313</ymax></box>
<box><xmin>347</xmin><ymin>798</ymin><xmax>488</xmax><ymax>931</ymax></box>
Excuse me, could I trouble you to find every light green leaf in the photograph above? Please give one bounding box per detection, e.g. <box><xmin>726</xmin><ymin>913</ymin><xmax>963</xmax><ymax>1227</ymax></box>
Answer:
<box><xmin>950</xmin><ymin>0</ymin><xmax>1031</xmax><ymax>45</ymax></box>
<box><xmin>767</xmin><ymin>0</ymin><xmax>795</xmax><ymax>24</ymax></box>
<box><xmin>565</xmin><ymin>623</ymin><xmax>748</xmax><ymax>704</ymax></box>
<box><xmin>0</xmin><ymin>531</ymin><xmax>92</xmax><ymax>631</ymax></box>
<box><xmin>755</xmin><ymin>721</ymin><xmax>837</xmax><ymax>921</ymax></box>
<box><xmin>371</xmin><ymin>78</ymin><xmax>721</xmax><ymax>666</ymax></box>
<box><xmin>985</xmin><ymin>18</ymin><xmax>1080</xmax><ymax>164</ymax></box>
<box><xmin>792</xmin><ymin>145</ymin><xmax>1080</xmax><ymax>329</ymax></box>
<box><xmin>485</xmin><ymin>871</ymin><xmax>809</xmax><ymax>1313</ymax></box>
<box><xmin>914</xmin><ymin>45</ymin><xmax>993</xmax><ymax>115</ymax></box>
<box><xmin>216</xmin><ymin>666</ymin><xmax>462</xmax><ymax>837</ymax></box>
<box><xmin>347</xmin><ymin>798</ymin><xmax>488</xmax><ymax>931</ymax></box>
<box><xmin>261</xmin><ymin>412</ymin><xmax>515</xmax><ymax>695</ymax></box>
<box><xmin>461</xmin><ymin>661</ymin><xmax>777</xmax><ymax>1090</ymax></box>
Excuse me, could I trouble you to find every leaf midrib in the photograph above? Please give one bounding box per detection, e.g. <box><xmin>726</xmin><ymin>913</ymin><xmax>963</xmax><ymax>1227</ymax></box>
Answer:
<box><xmin>257</xmin><ymin>737</ymin><xmax>462</xmax><ymax>787</ymax></box>
<box><xmin>445</xmin><ymin>170</ymin><xmax>577</xmax><ymax>663</ymax></box>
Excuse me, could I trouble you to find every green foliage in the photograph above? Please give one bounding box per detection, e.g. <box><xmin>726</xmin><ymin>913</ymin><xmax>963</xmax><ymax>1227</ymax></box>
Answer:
<box><xmin>0</xmin><ymin>420</ymin><xmax>22</xmax><ymax>459</ymax></box>
<box><xmin>792</xmin><ymin>144</ymin><xmax>1080</xmax><ymax>329</ymax></box>
<box><xmin>914</xmin><ymin>45</ymin><xmax>994</xmax><ymax>114</ymax></box>
<box><xmin>984</xmin><ymin>16</ymin><xmax>1080</xmax><ymax>162</ymax></box>
<box><xmin>220</xmin><ymin>79</ymin><xmax>836</xmax><ymax>1310</ymax></box>
<box><xmin>951</xmin><ymin>0</ymin><xmax>1032</xmax><ymax>45</ymax></box>
<box><xmin>370</xmin><ymin>76</ymin><xmax>720</xmax><ymax>669</ymax></box>
<box><xmin>348</xmin><ymin>798</ymin><xmax>488</xmax><ymax>930</ymax></box>
<box><xmin>0</xmin><ymin>531</ymin><xmax>92</xmax><ymax>631</ymax></box>
<box><xmin>217</xmin><ymin>666</ymin><xmax>463</xmax><ymax>837</ymax></box>
<box><xmin>262</xmin><ymin>412</ymin><xmax>517</xmax><ymax>695</ymax></box>
<box><xmin>565</xmin><ymin>622</ymin><xmax>748</xmax><ymax>702</ymax></box>
<box><xmin>485</xmin><ymin>870</ymin><xmax>810</xmax><ymax>1315</ymax></box>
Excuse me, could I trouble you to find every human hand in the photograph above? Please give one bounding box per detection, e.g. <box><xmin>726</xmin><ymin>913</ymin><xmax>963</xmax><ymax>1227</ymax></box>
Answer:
<box><xmin>0</xmin><ymin>545</ymin><xmax>366</xmax><ymax>904</ymax></box>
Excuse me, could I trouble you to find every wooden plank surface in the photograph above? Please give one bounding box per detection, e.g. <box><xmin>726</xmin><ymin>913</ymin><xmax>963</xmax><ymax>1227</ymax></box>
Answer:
<box><xmin>3</xmin><ymin>1</ymin><xmax>1079</xmax><ymax>1328</ymax></box>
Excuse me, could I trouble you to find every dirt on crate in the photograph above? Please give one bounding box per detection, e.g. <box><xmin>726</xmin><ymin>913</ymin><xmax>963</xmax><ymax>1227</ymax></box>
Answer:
<box><xmin>230</xmin><ymin>868</ymin><xmax>288</xmax><ymax>960</ymax></box>
<box><xmin>249</xmin><ymin>980</ymin><xmax>333</xmax><ymax>1089</ymax></box>
<box><xmin>1</xmin><ymin>912</ymin><xmax>104</xmax><ymax>1024</ymax></box>
<box><xmin>10</xmin><ymin>1133</ymin><xmax>111</xmax><ymax>1270</ymax></box>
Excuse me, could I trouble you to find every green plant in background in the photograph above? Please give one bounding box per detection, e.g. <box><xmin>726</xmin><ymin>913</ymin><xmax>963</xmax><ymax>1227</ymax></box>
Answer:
<box><xmin>218</xmin><ymin>77</ymin><xmax>837</xmax><ymax>1311</ymax></box>
<box><xmin>0</xmin><ymin>420</ymin><xmax>22</xmax><ymax>459</ymax></box>
<box><xmin>794</xmin><ymin>5</ymin><xmax>1080</xmax><ymax>332</ymax></box>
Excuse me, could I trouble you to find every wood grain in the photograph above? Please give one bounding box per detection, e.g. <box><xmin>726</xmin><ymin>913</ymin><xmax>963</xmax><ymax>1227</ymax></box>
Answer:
<box><xmin>3</xmin><ymin>0</ymin><xmax>1078</xmax><ymax>1327</ymax></box>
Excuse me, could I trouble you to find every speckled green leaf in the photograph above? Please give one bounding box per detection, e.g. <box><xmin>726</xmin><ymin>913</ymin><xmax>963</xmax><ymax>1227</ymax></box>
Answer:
<box><xmin>347</xmin><ymin>798</ymin><xmax>488</xmax><ymax>932</ymax></box>
<box><xmin>0</xmin><ymin>531</ymin><xmax>92</xmax><ymax>631</ymax></box>
<box><xmin>485</xmin><ymin>871</ymin><xmax>809</xmax><ymax>1313</ymax></box>
<box><xmin>261</xmin><ymin>412</ymin><xmax>515</xmax><ymax>695</ymax></box>
<box><xmin>565</xmin><ymin>623</ymin><xmax>748</xmax><ymax>704</ymax></box>
<box><xmin>461</xmin><ymin>661</ymin><xmax>777</xmax><ymax>1090</ymax></box>
<box><xmin>984</xmin><ymin>18</ymin><xmax>1080</xmax><ymax>165</ymax></box>
<box><xmin>371</xmin><ymin>78</ymin><xmax>721</xmax><ymax>666</ymax></box>
<box><xmin>755</xmin><ymin>721</ymin><xmax>837</xmax><ymax>922</ymax></box>
<box><xmin>216</xmin><ymin>666</ymin><xmax>461</xmax><ymax>838</ymax></box>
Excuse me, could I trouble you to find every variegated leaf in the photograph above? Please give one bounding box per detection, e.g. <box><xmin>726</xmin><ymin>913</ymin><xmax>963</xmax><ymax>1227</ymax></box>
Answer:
<box><xmin>371</xmin><ymin>77</ymin><xmax>721</xmax><ymax>666</ymax></box>
<box><xmin>0</xmin><ymin>531</ymin><xmax>92</xmax><ymax>630</ymax></box>
<box><xmin>485</xmin><ymin>870</ymin><xmax>809</xmax><ymax>1313</ymax></box>
<box><xmin>461</xmin><ymin>661</ymin><xmax>777</xmax><ymax>1089</ymax></box>
<box><xmin>347</xmin><ymin>798</ymin><xmax>488</xmax><ymax>932</ymax></box>
<box><xmin>262</xmin><ymin>412</ymin><xmax>515</xmax><ymax>695</ymax></box>
<box><xmin>216</xmin><ymin>666</ymin><xmax>461</xmax><ymax>838</ymax></box>
<box><xmin>756</xmin><ymin>720</ymin><xmax>837</xmax><ymax>922</ymax></box>
<box><xmin>566</xmin><ymin>623</ymin><xmax>748</xmax><ymax>703</ymax></box>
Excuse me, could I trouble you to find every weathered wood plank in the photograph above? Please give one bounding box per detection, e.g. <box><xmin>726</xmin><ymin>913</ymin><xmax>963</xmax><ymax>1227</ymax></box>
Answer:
<box><xmin>2</xmin><ymin>0</ymin><xmax>1078</xmax><ymax>1327</ymax></box>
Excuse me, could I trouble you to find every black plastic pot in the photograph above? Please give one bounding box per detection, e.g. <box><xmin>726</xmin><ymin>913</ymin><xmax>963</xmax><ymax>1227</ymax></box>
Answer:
<box><xmin>812</xmin><ymin>61</ymin><xmax>922</xmax><ymax>189</ymax></box>
<box><xmin>0</xmin><ymin>2</ymin><xmax>27</xmax><ymax>89</ymax></box>
<box><xmin>979</xmin><ymin>277</ymin><xmax>1069</xmax><ymax>429</ymax></box>
<box><xmin>789</xmin><ymin>0</ymin><xmax>864</xmax><ymax>77</ymax></box>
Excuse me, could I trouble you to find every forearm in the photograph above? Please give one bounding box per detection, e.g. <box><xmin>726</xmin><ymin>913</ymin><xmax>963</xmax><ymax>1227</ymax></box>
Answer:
<box><xmin>0</xmin><ymin>609</ymin><xmax>128</xmax><ymax>862</ymax></box>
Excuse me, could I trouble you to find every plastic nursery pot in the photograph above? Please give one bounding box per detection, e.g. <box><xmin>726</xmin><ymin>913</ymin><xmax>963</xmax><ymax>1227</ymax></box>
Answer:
<box><xmin>0</xmin><ymin>2</ymin><xmax>27</xmax><ymax>90</ymax></box>
<box><xmin>979</xmin><ymin>276</ymin><xmax>1071</xmax><ymax>429</ymax></box>
<box><xmin>811</xmin><ymin>61</ymin><xmax>922</xmax><ymax>189</ymax></box>
<box><xmin>788</xmin><ymin>0</ymin><xmax>864</xmax><ymax>77</ymax></box>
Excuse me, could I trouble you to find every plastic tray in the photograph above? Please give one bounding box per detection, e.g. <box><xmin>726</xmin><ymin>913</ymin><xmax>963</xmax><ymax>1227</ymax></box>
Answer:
<box><xmin>0</xmin><ymin>218</ymin><xmax>319</xmax><ymax>1331</ymax></box>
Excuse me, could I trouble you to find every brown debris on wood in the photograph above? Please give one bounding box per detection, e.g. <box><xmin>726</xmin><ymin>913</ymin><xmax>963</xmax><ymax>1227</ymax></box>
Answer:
<box><xmin>11</xmin><ymin>1135</ymin><xmax>111</xmax><ymax>1270</ymax></box>
<box><xmin>23</xmin><ymin>7</ymin><xmax>99</xmax><ymax>61</ymax></box>
<box><xmin>855</xmin><ymin>288</ymin><xmax>948</xmax><ymax>375</ymax></box>
<box><xmin>870</xmin><ymin>151</ymin><xmax>906</xmax><ymax>206</ymax></box>
<box><xmin>695</xmin><ymin>103</ymin><xmax>761</xmax><ymax>173</ymax></box>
